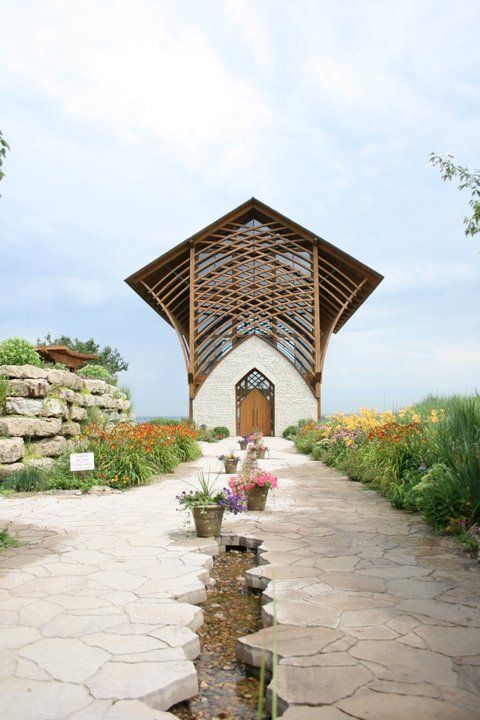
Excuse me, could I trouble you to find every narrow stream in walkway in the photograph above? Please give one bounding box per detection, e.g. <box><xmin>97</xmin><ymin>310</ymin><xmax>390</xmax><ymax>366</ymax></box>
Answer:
<box><xmin>171</xmin><ymin>548</ymin><xmax>267</xmax><ymax>720</ymax></box>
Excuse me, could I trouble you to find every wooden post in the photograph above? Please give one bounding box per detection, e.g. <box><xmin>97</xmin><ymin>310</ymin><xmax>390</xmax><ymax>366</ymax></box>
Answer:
<box><xmin>189</xmin><ymin>241</ymin><xmax>196</xmax><ymax>420</ymax></box>
<box><xmin>312</xmin><ymin>241</ymin><xmax>322</xmax><ymax>419</ymax></box>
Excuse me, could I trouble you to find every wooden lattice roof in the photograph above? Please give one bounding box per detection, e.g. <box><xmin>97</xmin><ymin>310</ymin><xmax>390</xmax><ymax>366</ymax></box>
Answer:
<box><xmin>125</xmin><ymin>198</ymin><xmax>383</xmax><ymax>409</ymax></box>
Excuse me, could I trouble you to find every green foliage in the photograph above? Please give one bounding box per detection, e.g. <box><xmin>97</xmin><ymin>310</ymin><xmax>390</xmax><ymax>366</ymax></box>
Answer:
<box><xmin>177</xmin><ymin>469</ymin><xmax>225</xmax><ymax>510</ymax></box>
<box><xmin>0</xmin><ymin>374</ymin><xmax>8</xmax><ymax>411</ymax></box>
<box><xmin>282</xmin><ymin>425</ymin><xmax>298</xmax><ymax>439</ymax></box>
<box><xmin>0</xmin><ymin>463</ymin><xmax>92</xmax><ymax>493</ymax></box>
<box><xmin>414</xmin><ymin>397</ymin><xmax>480</xmax><ymax>530</ymax></box>
<box><xmin>118</xmin><ymin>385</ymin><xmax>132</xmax><ymax>401</ymax></box>
<box><xmin>0</xmin><ymin>338</ymin><xmax>41</xmax><ymax>367</ymax></box>
<box><xmin>78</xmin><ymin>364</ymin><xmax>117</xmax><ymax>385</ymax></box>
<box><xmin>150</xmin><ymin>417</ymin><xmax>187</xmax><ymax>425</ymax></box>
<box><xmin>196</xmin><ymin>425</ymin><xmax>230</xmax><ymax>442</ymax></box>
<box><xmin>429</xmin><ymin>153</ymin><xmax>480</xmax><ymax>237</ymax></box>
<box><xmin>37</xmin><ymin>333</ymin><xmax>128</xmax><ymax>374</ymax></box>
<box><xmin>0</xmin><ymin>528</ymin><xmax>18</xmax><ymax>550</ymax></box>
<box><xmin>295</xmin><ymin>395</ymin><xmax>480</xmax><ymax>545</ymax></box>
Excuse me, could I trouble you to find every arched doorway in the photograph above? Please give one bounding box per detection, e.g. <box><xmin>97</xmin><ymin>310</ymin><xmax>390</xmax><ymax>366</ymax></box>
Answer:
<box><xmin>236</xmin><ymin>368</ymin><xmax>274</xmax><ymax>436</ymax></box>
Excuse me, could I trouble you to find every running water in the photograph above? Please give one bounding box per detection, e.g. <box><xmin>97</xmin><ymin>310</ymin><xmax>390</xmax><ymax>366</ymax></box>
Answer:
<box><xmin>171</xmin><ymin>548</ymin><xmax>267</xmax><ymax>720</ymax></box>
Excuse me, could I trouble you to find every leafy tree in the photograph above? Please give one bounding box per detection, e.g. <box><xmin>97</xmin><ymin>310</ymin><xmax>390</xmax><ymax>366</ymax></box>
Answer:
<box><xmin>37</xmin><ymin>333</ymin><xmax>128</xmax><ymax>374</ymax></box>
<box><xmin>0</xmin><ymin>130</ymin><xmax>10</xmax><ymax>196</ymax></box>
<box><xmin>429</xmin><ymin>153</ymin><xmax>480</xmax><ymax>237</ymax></box>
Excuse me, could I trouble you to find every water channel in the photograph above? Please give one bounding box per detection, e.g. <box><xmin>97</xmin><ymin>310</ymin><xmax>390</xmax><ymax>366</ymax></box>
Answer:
<box><xmin>171</xmin><ymin>547</ymin><xmax>267</xmax><ymax>720</ymax></box>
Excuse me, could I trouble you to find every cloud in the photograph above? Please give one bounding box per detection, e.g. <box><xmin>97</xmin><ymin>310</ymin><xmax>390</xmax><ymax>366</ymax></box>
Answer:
<box><xmin>0</xmin><ymin>0</ymin><xmax>479</xmax><ymax>415</ymax></box>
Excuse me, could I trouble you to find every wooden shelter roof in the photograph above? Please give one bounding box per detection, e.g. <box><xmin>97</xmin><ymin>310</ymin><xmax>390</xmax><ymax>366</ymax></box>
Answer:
<box><xmin>125</xmin><ymin>198</ymin><xmax>383</xmax><ymax>412</ymax></box>
<box><xmin>125</xmin><ymin>197</ymin><xmax>383</xmax><ymax>337</ymax></box>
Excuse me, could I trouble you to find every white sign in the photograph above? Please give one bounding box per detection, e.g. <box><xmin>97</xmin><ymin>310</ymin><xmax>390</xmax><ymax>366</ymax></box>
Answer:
<box><xmin>70</xmin><ymin>452</ymin><xmax>95</xmax><ymax>472</ymax></box>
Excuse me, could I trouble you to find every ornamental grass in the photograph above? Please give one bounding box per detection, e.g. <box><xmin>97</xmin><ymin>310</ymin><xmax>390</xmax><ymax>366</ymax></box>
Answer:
<box><xmin>78</xmin><ymin>421</ymin><xmax>201</xmax><ymax>488</ymax></box>
<box><xmin>294</xmin><ymin>395</ymin><xmax>480</xmax><ymax>547</ymax></box>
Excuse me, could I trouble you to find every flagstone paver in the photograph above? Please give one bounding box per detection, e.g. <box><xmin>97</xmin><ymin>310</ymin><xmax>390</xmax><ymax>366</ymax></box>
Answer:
<box><xmin>0</xmin><ymin>436</ymin><xmax>479</xmax><ymax>719</ymax></box>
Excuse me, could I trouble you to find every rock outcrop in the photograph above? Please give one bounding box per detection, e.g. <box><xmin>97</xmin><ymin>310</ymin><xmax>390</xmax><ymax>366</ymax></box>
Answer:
<box><xmin>0</xmin><ymin>364</ymin><xmax>134</xmax><ymax>477</ymax></box>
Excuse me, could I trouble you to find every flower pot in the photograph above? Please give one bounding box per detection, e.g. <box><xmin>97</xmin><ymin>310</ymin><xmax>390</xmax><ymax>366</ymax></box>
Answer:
<box><xmin>256</xmin><ymin>449</ymin><xmax>266</xmax><ymax>459</ymax></box>
<box><xmin>246</xmin><ymin>485</ymin><xmax>269</xmax><ymax>511</ymax></box>
<box><xmin>239</xmin><ymin>440</ymin><xmax>247</xmax><ymax>450</ymax></box>
<box><xmin>224</xmin><ymin>459</ymin><xmax>239</xmax><ymax>474</ymax></box>
<box><xmin>192</xmin><ymin>505</ymin><xmax>225</xmax><ymax>537</ymax></box>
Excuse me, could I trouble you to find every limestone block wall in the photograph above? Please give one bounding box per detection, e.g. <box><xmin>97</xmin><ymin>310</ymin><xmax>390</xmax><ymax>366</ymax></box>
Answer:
<box><xmin>0</xmin><ymin>364</ymin><xmax>134</xmax><ymax>476</ymax></box>
<box><xmin>192</xmin><ymin>336</ymin><xmax>317</xmax><ymax>437</ymax></box>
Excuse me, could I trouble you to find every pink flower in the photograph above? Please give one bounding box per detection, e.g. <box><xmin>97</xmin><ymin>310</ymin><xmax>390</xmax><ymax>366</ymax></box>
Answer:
<box><xmin>257</xmin><ymin>475</ymin><xmax>265</xmax><ymax>486</ymax></box>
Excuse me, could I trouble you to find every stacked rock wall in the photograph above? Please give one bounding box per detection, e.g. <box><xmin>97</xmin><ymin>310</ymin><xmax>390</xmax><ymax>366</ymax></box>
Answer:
<box><xmin>0</xmin><ymin>364</ymin><xmax>134</xmax><ymax>476</ymax></box>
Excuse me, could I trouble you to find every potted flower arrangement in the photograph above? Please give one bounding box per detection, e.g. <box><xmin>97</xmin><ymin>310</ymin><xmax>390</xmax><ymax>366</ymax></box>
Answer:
<box><xmin>229</xmin><ymin>469</ymin><xmax>278</xmax><ymax>511</ymax></box>
<box><xmin>218</xmin><ymin>450</ymin><xmax>240</xmax><ymax>474</ymax></box>
<box><xmin>177</xmin><ymin>470</ymin><xmax>246</xmax><ymax>537</ymax></box>
<box><xmin>239</xmin><ymin>434</ymin><xmax>254</xmax><ymax>450</ymax></box>
<box><xmin>255</xmin><ymin>443</ymin><xmax>268</xmax><ymax>459</ymax></box>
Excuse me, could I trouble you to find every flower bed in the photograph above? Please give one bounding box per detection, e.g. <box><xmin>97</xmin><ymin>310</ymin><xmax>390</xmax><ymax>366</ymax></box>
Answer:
<box><xmin>1</xmin><ymin>421</ymin><xmax>202</xmax><ymax>492</ymax></box>
<box><xmin>79</xmin><ymin>421</ymin><xmax>201</xmax><ymax>488</ymax></box>
<box><xmin>293</xmin><ymin>396</ymin><xmax>480</xmax><ymax>549</ymax></box>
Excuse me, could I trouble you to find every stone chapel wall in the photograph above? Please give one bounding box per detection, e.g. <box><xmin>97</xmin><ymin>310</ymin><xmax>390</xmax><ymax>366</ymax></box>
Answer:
<box><xmin>192</xmin><ymin>336</ymin><xmax>317</xmax><ymax>436</ymax></box>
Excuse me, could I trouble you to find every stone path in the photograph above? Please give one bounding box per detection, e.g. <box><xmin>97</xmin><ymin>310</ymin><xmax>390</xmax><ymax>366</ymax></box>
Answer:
<box><xmin>0</xmin><ymin>437</ymin><xmax>479</xmax><ymax>719</ymax></box>
<box><xmin>226</xmin><ymin>442</ymin><xmax>480</xmax><ymax>719</ymax></box>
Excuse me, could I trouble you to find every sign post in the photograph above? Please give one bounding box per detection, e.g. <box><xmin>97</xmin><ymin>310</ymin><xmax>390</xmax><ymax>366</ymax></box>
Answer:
<box><xmin>70</xmin><ymin>452</ymin><xmax>95</xmax><ymax>483</ymax></box>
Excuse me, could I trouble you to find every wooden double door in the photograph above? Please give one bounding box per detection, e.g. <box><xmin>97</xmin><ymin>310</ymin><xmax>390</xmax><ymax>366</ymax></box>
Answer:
<box><xmin>239</xmin><ymin>389</ymin><xmax>271</xmax><ymax>436</ymax></box>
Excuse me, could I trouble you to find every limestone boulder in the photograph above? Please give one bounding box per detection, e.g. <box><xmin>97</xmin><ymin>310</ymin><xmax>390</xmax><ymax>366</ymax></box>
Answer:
<box><xmin>93</xmin><ymin>394</ymin><xmax>116</xmax><ymax>409</ymax></box>
<box><xmin>7</xmin><ymin>378</ymin><xmax>49</xmax><ymax>398</ymax></box>
<box><xmin>0</xmin><ymin>364</ymin><xmax>48</xmax><ymax>379</ymax></box>
<box><xmin>0</xmin><ymin>437</ymin><xmax>24</xmax><ymax>463</ymax></box>
<box><xmin>0</xmin><ymin>417</ymin><xmax>62</xmax><ymax>438</ymax></box>
<box><xmin>30</xmin><ymin>436</ymin><xmax>66</xmax><ymax>458</ymax></box>
<box><xmin>25</xmin><ymin>457</ymin><xmax>55</xmax><ymax>470</ymax></box>
<box><xmin>84</xmin><ymin>379</ymin><xmax>110</xmax><ymax>395</ymax></box>
<box><xmin>72</xmin><ymin>392</ymin><xmax>94</xmax><ymax>407</ymax></box>
<box><xmin>58</xmin><ymin>388</ymin><xmax>75</xmax><ymax>403</ymax></box>
<box><xmin>5</xmin><ymin>398</ymin><xmax>43</xmax><ymax>416</ymax></box>
<box><xmin>62</xmin><ymin>421</ymin><xmax>81</xmax><ymax>436</ymax></box>
<box><xmin>69</xmin><ymin>405</ymin><xmax>87</xmax><ymax>421</ymax></box>
<box><xmin>46</xmin><ymin>369</ymin><xmax>83</xmax><ymax>391</ymax></box>
<box><xmin>41</xmin><ymin>399</ymin><xmax>66</xmax><ymax>418</ymax></box>
<box><xmin>0</xmin><ymin>462</ymin><xmax>25</xmax><ymax>477</ymax></box>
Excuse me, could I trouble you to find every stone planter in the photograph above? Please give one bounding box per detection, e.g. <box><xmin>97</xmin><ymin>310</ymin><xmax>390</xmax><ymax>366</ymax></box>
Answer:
<box><xmin>246</xmin><ymin>485</ymin><xmax>269</xmax><ymax>511</ymax></box>
<box><xmin>224</xmin><ymin>458</ymin><xmax>239</xmax><ymax>474</ymax></box>
<box><xmin>192</xmin><ymin>505</ymin><xmax>225</xmax><ymax>537</ymax></box>
<box><xmin>238</xmin><ymin>440</ymin><xmax>247</xmax><ymax>450</ymax></box>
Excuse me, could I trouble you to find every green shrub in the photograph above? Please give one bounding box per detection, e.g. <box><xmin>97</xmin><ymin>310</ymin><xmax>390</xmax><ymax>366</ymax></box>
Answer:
<box><xmin>414</xmin><ymin>464</ymin><xmax>465</xmax><ymax>530</ymax></box>
<box><xmin>150</xmin><ymin>417</ymin><xmax>187</xmax><ymax>426</ymax></box>
<box><xmin>0</xmin><ymin>338</ymin><xmax>41</xmax><ymax>366</ymax></box>
<box><xmin>213</xmin><ymin>426</ymin><xmax>230</xmax><ymax>439</ymax></box>
<box><xmin>282</xmin><ymin>425</ymin><xmax>298</xmax><ymax>439</ymax></box>
<box><xmin>79</xmin><ymin>364</ymin><xmax>117</xmax><ymax>385</ymax></box>
<box><xmin>0</xmin><ymin>463</ymin><xmax>94</xmax><ymax>493</ymax></box>
<box><xmin>0</xmin><ymin>528</ymin><xmax>18</xmax><ymax>550</ymax></box>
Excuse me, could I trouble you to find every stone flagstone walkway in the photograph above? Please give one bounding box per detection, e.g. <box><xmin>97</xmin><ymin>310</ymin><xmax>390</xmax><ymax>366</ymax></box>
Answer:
<box><xmin>0</xmin><ymin>437</ymin><xmax>479</xmax><ymax>719</ymax></box>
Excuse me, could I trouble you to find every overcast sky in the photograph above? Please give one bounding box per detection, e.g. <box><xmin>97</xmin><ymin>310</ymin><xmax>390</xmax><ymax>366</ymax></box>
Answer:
<box><xmin>1</xmin><ymin>0</ymin><xmax>479</xmax><ymax>417</ymax></box>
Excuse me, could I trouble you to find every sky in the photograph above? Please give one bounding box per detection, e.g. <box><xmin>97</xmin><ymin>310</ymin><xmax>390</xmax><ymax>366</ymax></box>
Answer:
<box><xmin>1</xmin><ymin>0</ymin><xmax>479</xmax><ymax>417</ymax></box>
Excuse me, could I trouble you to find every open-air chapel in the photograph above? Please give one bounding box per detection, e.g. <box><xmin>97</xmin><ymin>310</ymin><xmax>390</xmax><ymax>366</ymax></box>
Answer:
<box><xmin>126</xmin><ymin>198</ymin><xmax>383</xmax><ymax>436</ymax></box>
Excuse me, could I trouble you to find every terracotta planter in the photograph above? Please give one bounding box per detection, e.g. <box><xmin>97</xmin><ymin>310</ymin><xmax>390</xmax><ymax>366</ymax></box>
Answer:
<box><xmin>246</xmin><ymin>485</ymin><xmax>269</xmax><ymax>511</ymax></box>
<box><xmin>224</xmin><ymin>459</ymin><xmax>239</xmax><ymax>474</ymax></box>
<box><xmin>239</xmin><ymin>440</ymin><xmax>247</xmax><ymax>450</ymax></box>
<box><xmin>192</xmin><ymin>505</ymin><xmax>225</xmax><ymax>537</ymax></box>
